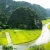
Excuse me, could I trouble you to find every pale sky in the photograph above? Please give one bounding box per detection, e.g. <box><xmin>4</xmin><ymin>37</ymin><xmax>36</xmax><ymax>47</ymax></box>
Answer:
<box><xmin>14</xmin><ymin>0</ymin><xmax>50</xmax><ymax>8</ymax></box>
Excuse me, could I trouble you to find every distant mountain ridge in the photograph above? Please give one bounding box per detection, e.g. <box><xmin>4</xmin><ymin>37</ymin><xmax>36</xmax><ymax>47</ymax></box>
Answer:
<box><xmin>46</xmin><ymin>8</ymin><xmax>50</xmax><ymax>17</ymax></box>
<box><xmin>0</xmin><ymin>0</ymin><xmax>47</xmax><ymax>19</ymax></box>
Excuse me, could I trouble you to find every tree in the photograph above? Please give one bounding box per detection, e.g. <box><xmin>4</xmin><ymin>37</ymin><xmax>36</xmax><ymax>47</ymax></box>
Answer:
<box><xmin>0</xmin><ymin>11</ymin><xmax>8</xmax><ymax>29</ymax></box>
<box><xmin>8</xmin><ymin>7</ymin><xmax>42</xmax><ymax>29</ymax></box>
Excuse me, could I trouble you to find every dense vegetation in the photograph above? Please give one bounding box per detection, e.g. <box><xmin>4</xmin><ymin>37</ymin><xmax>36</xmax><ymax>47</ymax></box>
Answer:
<box><xmin>33</xmin><ymin>4</ymin><xmax>47</xmax><ymax>19</ymax></box>
<box><xmin>2</xmin><ymin>45</ymin><xmax>13</xmax><ymax>50</ymax></box>
<box><xmin>0</xmin><ymin>0</ymin><xmax>50</xmax><ymax>50</ymax></box>
<box><xmin>0</xmin><ymin>0</ymin><xmax>48</xmax><ymax>29</ymax></box>
<box><xmin>7</xmin><ymin>7</ymin><xmax>42</xmax><ymax>29</ymax></box>
<box><xmin>0</xmin><ymin>0</ymin><xmax>47</xmax><ymax>19</ymax></box>
<box><xmin>0</xmin><ymin>11</ymin><xmax>8</xmax><ymax>29</ymax></box>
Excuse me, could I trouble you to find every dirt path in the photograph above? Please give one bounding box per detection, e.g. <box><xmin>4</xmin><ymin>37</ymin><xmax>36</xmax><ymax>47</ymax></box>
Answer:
<box><xmin>0</xmin><ymin>46</ymin><xmax>2</xmax><ymax>50</ymax></box>
<box><xmin>5</xmin><ymin>32</ymin><xmax>13</xmax><ymax>46</ymax></box>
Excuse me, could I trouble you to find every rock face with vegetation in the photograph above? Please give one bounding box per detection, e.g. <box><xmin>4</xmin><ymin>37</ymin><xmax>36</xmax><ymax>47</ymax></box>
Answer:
<box><xmin>8</xmin><ymin>7</ymin><xmax>42</xmax><ymax>29</ymax></box>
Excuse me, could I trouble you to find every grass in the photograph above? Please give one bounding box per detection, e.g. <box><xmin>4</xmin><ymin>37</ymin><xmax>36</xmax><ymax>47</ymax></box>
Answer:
<box><xmin>1</xmin><ymin>19</ymin><xmax>49</xmax><ymax>45</ymax></box>
<box><xmin>42</xmin><ymin>19</ymin><xmax>50</xmax><ymax>25</ymax></box>
<box><xmin>0</xmin><ymin>29</ymin><xmax>41</xmax><ymax>45</ymax></box>
<box><xmin>48</xmin><ymin>24</ymin><xmax>50</xmax><ymax>29</ymax></box>
<box><xmin>4</xmin><ymin>29</ymin><xmax>41</xmax><ymax>45</ymax></box>
<box><xmin>0</xmin><ymin>30</ymin><xmax>8</xmax><ymax>45</ymax></box>
<box><xmin>42</xmin><ymin>42</ymin><xmax>50</xmax><ymax>50</ymax></box>
<box><xmin>27</xmin><ymin>42</ymin><xmax>50</xmax><ymax>50</ymax></box>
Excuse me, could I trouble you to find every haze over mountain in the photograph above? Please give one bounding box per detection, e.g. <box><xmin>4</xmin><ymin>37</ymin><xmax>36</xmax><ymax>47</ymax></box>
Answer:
<box><xmin>46</xmin><ymin>9</ymin><xmax>50</xmax><ymax>17</ymax></box>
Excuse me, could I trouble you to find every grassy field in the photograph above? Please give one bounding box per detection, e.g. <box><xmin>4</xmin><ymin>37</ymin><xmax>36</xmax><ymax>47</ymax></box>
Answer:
<box><xmin>28</xmin><ymin>42</ymin><xmax>50</xmax><ymax>50</ymax></box>
<box><xmin>42</xmin><ymin>19</ymin><xmax>50</xmax><ymax>25</ymax></box>
<box><xmin>1</xmin><ymin>19</ymin><xmax>50</xmax><ymax>45</ymax></box>
<box><xmin>3</xmin><ymin>29</ymin><xmax>41</xmax><ymax>45</ymax></box>
<box><xmin>42</xmin><ymin>42</ymin><xmax>50</xmax><ymax>50</ymax></box>
<box><xmin>0</xmin><ymin>30</ymin><xmax>8</xmax><ymax>45</ymax></box>
<box><xmin>48</xmin><ymin>24</ymin><xmax>50</xmax><ymax>29</ymax></box>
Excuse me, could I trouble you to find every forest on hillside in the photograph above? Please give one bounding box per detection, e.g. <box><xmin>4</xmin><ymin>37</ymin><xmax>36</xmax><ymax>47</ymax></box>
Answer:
<box><xmin>0</xmin><ymin>0</ymin><xmax>49</xmax><ymax>29</ymax></box>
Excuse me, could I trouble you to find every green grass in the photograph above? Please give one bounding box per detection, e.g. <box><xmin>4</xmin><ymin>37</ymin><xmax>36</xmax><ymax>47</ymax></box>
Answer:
<box><xmin>42</xmin><ymin>19</ymin><xmax>50</xmax><ymax>25</ymax></box>
<box><xmin>27</xmin><ymin>42</ymin><xmax>50</xmax><ymax>50</ymax></box>
<box><xmin>0</xmin><ymin>30</ymin><xmax>8</xmax><ymax>45</ymax></box>
<box><xmin>48</xmin><ymin>24</ymin><xmax>50</xmax><ymax>29</ymax></box>
<box><xmin>4</xmin><ymin>29</ymin><xmax>41</xmax><ymax>45</ymax></box>
<box><xmin>0</xmin><ymin>29</ymin><xmax>41</xmax><ymax>45</ymax></box>
<box><xmin>42</xmin><ymin>42</ymin><xmax>50</xmax><ymax>50</ymax></box>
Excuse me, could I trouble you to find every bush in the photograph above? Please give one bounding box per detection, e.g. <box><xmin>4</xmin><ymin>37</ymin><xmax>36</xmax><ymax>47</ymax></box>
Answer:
<box><xmin>2</xmin><ymin>45</ymin><xmax>13</xmax><ymax>50</ymax></box>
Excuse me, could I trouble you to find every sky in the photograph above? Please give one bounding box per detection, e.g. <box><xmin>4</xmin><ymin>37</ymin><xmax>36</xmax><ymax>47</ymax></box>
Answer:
<box><xmin>14</xmin><ymin>0</ymin><xmax>50</xmax><ymax>8</ymax></box>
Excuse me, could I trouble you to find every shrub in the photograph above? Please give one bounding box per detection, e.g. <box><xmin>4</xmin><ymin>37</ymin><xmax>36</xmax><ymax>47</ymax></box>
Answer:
<box><xmin>2</xmin><ymin>45</ymin><xmax>13</xmax><ymax>50</ymax></box>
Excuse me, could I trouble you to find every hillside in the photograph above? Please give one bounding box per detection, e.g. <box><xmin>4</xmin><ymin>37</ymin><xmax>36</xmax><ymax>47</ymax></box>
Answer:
<box><xmin>46</xmin><ymin>8</ymin><xmax>50</xmax><ymax>17</ymax></box>
<box><xmin>0</xmin><ymin>0</ymin><xmax>47</xmax><ymax>19</ymax></box>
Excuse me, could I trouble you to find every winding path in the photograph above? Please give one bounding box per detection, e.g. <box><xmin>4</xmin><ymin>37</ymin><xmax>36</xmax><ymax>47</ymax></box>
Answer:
<box><xmin>5</xmin><ymin>32</ymin><xmax>13</xmax><ymax>46</ymax></box>
<box><xmin>34</xmin><ymin>22</ymin><xmax>50</xmax><ymax>45</ymax></box>
<box><xmin>12</xmin><ymin>22</ymin><xmax>50</xmax><ymax>50</ymax></box>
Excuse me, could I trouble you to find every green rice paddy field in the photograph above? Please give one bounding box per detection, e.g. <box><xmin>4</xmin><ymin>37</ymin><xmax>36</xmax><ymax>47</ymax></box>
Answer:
<box><xmin>0</xmin><ymin>30</ymin><xmax>8</xmax><ymax>45</ymax></box>
<box><xmin>0</xmin><ymin>29</ymin><xmax>41</xmax><ymax>45</ymax></box>
<box><xmin>42</xmin><ymin>19</ymin><xmax>50</xmax><ymax>25</ymax></box>
<box><xmin>0</xmin><ymin>19</ymin><xmax>50</xmax><ymax>45</ymax></box>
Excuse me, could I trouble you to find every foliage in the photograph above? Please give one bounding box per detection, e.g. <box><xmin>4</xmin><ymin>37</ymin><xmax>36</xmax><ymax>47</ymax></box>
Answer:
<box><xmin>0</xmin><ymin>11</ymin><xmax>7</xmax><ymax>24</ymax></box>
<box><xmin>2</xmin><ymin>45</ymin><xmax>13</xmax><ymax>50</ymax></box>
<box><xmin>0</xmin><ymin>0</ymin><xmax>47</xmax><ymax>20</ymax></box>
<box><xmin>8</xmin><ymin>7</ymin><xmax>42</xmax><ymax>29</ymax></box>
<box><xmin>0</xmin><ymin>11</ymin><xmax>8</xmax><ymax>28</ymax></box>
<box><xmin>33</xmin><ymin>4</ymin><xmax>47</xmax><ymax>19</ymax></box>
